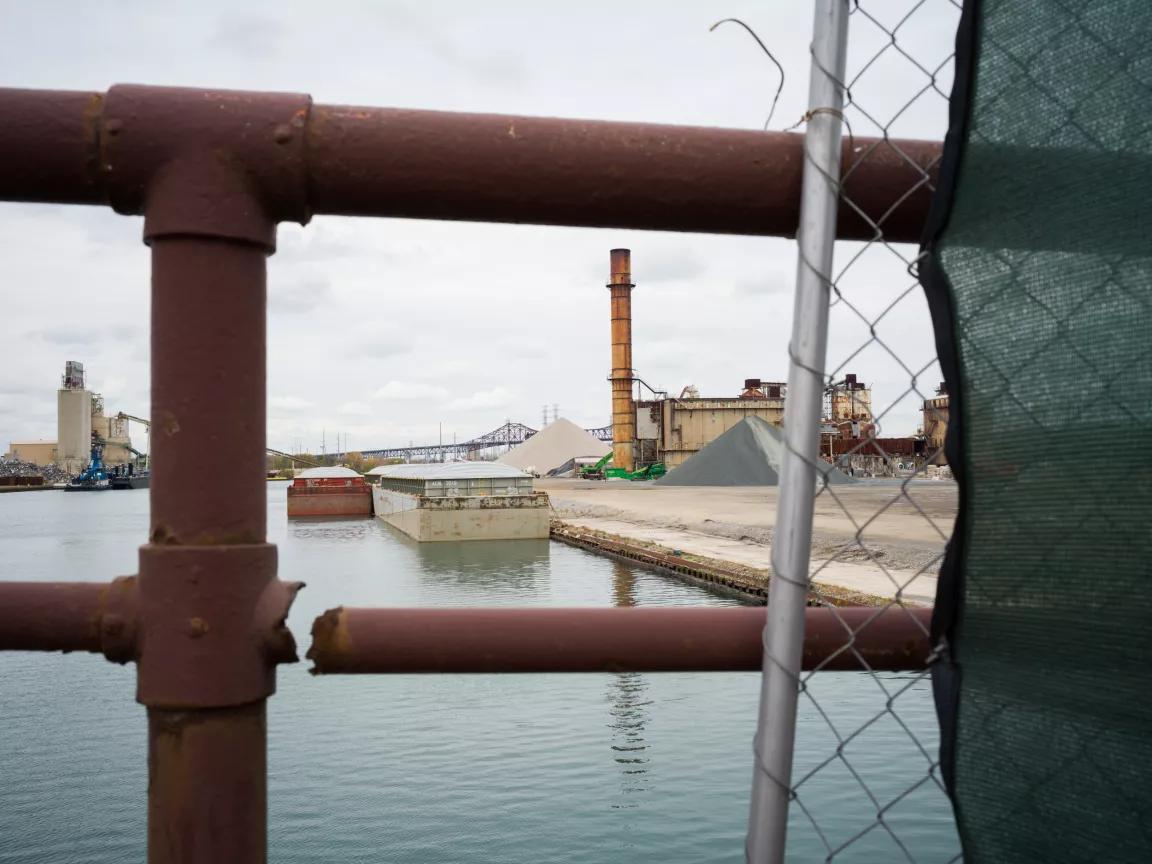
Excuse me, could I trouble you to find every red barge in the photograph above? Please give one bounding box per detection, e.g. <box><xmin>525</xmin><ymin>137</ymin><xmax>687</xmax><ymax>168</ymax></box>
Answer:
<box><xmin>286</xmin><ymin>466</ymin><xmax>372</xmax><ymax>518</ymax></box>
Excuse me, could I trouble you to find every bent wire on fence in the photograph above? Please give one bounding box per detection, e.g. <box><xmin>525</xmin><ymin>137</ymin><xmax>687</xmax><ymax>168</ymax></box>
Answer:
<box><xmin>709</xmin><ymin>17</ymin><xmax>788</xmax><ymax>129</ymax></box>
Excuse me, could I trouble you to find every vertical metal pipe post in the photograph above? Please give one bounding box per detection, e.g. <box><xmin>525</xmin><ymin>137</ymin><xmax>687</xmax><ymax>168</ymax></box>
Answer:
<box><xmin>148</xmin><ymin>704</ymin><xmax>267</xmax><ymax>863</ymax></box>
<box><xmin>150</xmin><ymin>238</ymin><xmax>268</xmax><ymax>546</ymax></box>
<box><xmin>146</xmin><ymin>234</ymin><xmax>271</xmax><ymax>863</ymax></box>
<box><xmin>746</xmin><ymin>3</ymin><xmax>850</xmax><ymax>862</ymax></box>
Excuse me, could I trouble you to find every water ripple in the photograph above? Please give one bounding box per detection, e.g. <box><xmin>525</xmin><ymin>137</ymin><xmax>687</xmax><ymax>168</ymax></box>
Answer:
<box><xmin>0</xmin><ymin>485</ymin><xmax>959</xmax><ymax>863</ymax></box>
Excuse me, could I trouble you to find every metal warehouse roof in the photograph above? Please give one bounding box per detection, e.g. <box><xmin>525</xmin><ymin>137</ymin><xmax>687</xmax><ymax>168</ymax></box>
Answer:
<box><xmin>366</xmin><ymin>462</ymin><xmax>530</xmax><ymax>480</ymax></box>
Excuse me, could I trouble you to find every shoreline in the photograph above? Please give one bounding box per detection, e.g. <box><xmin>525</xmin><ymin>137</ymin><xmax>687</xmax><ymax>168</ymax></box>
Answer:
<box><xmin>541</xmin><ymin>478</ymin><xmax>952</xmax><ymax>608</ymax></box>
<box><xmin>550</xmin><ymin>520</ymin><xmax>903</xmax><ymax>606</ymax></box>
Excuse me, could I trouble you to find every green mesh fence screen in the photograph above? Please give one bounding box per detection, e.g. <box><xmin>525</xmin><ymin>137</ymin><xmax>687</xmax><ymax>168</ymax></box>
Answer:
<box><xmin>922</xmin><ymin>0</ymin><xmax>1152</xmax><ymax>861</ymax></box>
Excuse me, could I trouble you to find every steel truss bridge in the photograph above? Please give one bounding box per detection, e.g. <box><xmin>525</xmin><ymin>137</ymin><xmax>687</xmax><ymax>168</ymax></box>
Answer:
<box><xmin>360</xmin><ymin>422</ymin><xmax>612</xmax><ymax>462</ymax></box>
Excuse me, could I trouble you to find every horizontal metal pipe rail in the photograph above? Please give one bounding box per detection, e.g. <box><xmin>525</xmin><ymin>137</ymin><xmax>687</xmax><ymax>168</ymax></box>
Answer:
<box><xmin>0</xmin><ymin>85</ymin><xmax>938</xmax><ymax>243</ymax></box>
<box><xmin>0</xmin><ymin>586</ymin><xmax>932</xmax><ymax>676</ymax></box>
<box><xmin>0</xmin><ymin>580</ymin><xmax>134</xmax><ymax>656</ymax></box>
<box><xmin>307</xmin><ymin>607</ymin><xmax>932</xmax><ymax>674</ymax></box>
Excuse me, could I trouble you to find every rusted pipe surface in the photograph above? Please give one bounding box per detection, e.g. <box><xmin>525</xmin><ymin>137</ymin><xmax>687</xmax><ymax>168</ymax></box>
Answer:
<box><xmin>307</xmin><ymin>606</ymin><xmax>932</xmax><ymax>674</ymax></box>
<box><xmin>0</xmin><ymin>89</ymin><xmax>104</xmax><ymax>204</ymax></box>
<box><xmin>136</xmin><ymin>544</ymin><xmax>300</xmax><ymax>710</ymax></box>
<box><xmin>104</xmin><ymin>85</ymin><xmax>311</xmax><ymax>247</ymax></box>
<box><xmin>308</xmin><ymin>103</ymin><xmax>937</xmax><ymax>241</ymax></box>
<box><xmin>144</xmin><ymin>170</ymin><xmax>282</xmax><ymax>863</ymax></box>
<box><xmin>149</xmin><ymin>236</ymin><xmax>270</xmax><ymax>546</ymax></box>
<box><xmin>148</xmin><ymin>703</ymin><xmax>266</xmax><ymax>864</ymax></box>
<box><xmin>0</xmin><ymin>581</ymin><xmax>109</xmax><ymax>653</ymax></box>
<box><xmin>0</xmin><ymin>577</ymin><xmax>138</xmax><ymax>660</ymax></box>
<box><xmin>0</xmin><ymin>85</ymin><xmax>938</xmax><ymax>242</ymax></box>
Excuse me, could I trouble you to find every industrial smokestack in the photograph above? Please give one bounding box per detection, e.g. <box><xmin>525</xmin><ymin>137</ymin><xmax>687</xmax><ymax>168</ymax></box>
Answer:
<box><xmin>608</xmin><ymin>248</ymin><xmax>635</xmax><ymax>472</ymax></box>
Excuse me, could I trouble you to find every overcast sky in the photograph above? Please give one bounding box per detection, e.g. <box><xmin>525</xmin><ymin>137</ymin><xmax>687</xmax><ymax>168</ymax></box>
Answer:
<box><xmin>0</xmin><ymin>1</ymin><xmax>960</xmax><ymax>454</ymax></box>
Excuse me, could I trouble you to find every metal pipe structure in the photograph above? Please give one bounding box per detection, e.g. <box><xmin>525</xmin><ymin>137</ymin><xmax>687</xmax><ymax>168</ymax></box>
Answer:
<box><xmin>608</xmin><ymin>248</ymin><xmax>636</xmax><ymax>472</ymax></box>
<box><xmin>0</xmin><ymin>577</ymin><xmax>139</xmax><ymax>661</ymax></box>
<box><xmin>144</xmin><ymin>229</ymin><xmax>273</xmax><ymax>863</ymax></box>
<box><xmin>0</xmin><ymin>581</ymin><xmax>117</xmax><ymax>653</ymax></box>
<box><xmin>308</xmin><ymin>607</ymin><xmax>932</xmax><ymax>675</ymax></box>
<box><xmin>0</xmin><ymin>86</ymin><xmax>938</xmax><ymax>243</ymax></box>
<box><xmin>149</xmin><ymin>238</ymin><xmax>268</xmax><ymax>545</ymax></box>
<box><xmin>0</xmin><ymin>80</ymin><xmax>946</xmax><ymax>863</ymax></box>
<box><xmin>147</xmin><ymin>703</ymin><xmax>267</xmax><ymax>862</ymax></box>
<box><xmin>89</xmin><ymin>88</ymin><xmax>310</xmax><ymax>863</ymax></box>
<box><xmin>747</xmin><ymin>4</ymin><xmax>851</xmax><ymax>862</ymax></box>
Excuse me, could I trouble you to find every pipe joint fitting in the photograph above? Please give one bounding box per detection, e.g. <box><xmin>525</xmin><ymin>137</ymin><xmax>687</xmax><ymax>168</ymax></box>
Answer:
<box><xmin>100</xmin><ymin>84</ymin><xmax>313</xmax><ymax>249</ymax></box>
<box><xmin>136</xmin><ymin>543</ymin><xmax>302</xmax><ymax>709</ymax></box>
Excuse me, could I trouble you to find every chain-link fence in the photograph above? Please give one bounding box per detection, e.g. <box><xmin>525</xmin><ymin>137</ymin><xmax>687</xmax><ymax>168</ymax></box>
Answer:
<box><xmin>752</xmin><ymin>1</ymin><xmax>964</xmax><ymax>861</ymax></box>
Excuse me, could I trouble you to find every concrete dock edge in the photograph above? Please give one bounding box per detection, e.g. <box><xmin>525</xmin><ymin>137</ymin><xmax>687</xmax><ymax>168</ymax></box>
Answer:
<box><xmin>551</xmin><ymin>520</ymin><xmax>894</xmax><ymax>607</ymax></box>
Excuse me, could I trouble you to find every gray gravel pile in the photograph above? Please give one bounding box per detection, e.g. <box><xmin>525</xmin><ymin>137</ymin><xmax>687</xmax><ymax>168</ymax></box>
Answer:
<box><xmin>0</xmin><ymin>456</ymin><xmax>72</xmax><ymax>484</ymax></box>
<box><xmin>655</xmin><ymin>416</ymin><xmax>854</xmax><ymax>486</ymax></box>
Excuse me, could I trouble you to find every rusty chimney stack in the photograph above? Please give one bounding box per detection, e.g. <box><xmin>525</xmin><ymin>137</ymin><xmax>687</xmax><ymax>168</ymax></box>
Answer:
<box><xmin>608</xmin><ymin>248</ymin><xmax>635</xmax><ymax>472</ymax></box>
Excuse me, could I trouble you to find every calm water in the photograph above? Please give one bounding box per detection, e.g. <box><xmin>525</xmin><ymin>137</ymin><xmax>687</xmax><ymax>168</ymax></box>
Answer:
<box><xmin>0</xmin><ymin>487</ymin><xmax>959</xmax><ymax>862</ymax></box>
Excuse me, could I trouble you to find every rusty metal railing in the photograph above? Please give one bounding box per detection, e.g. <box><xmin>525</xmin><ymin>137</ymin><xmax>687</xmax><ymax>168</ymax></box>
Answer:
<box><xmin>0</xmin><ymin>83</ymin><xmax>940</xmax><ymax>864</ymax></box>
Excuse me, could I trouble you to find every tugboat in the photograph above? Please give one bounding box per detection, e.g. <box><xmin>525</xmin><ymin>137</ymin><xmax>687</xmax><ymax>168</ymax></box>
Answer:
<box><xmin>65</xmin><ymin>439</ymin><xmax>111</xmax><ymax>491</ymax></box>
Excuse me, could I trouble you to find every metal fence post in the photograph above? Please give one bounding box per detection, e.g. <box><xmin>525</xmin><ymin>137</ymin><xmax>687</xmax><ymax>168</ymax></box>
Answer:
<box><xmin>746</xmin><ymin>2</ymin><xmax>850</xmax><ymax>862</ymax></box>
<box><xmin>144</xmin><ymin>229</ymin><xmax>274</xmax><ymax>864</ymax></box>
<box><xmin>94</xmin><ymin>86</ymin><xmax>313</xmax><ymax>864</ymax></box>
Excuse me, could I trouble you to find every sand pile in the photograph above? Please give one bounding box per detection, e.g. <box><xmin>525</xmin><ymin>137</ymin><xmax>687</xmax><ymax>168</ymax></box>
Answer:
<box><xmin>499</xmin><ymin>419</ymin><xmax>610</xmax><ymax>476</ymax></box>
<box><xmin>655</xmin><ymin>416</ymin><xmax>854</xmax><ymax>486</ymax></box>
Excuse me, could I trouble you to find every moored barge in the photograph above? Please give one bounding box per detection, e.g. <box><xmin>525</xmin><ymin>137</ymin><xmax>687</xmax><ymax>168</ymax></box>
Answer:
<box><xmin>367</xmin><ymin>462</ymin><xmax>549</xmax><ymax>541</ymax></box>
<box><xmin>287</xmin><ymin>466</ymin><xmax>373</xmax><ymax>517</ymax></box>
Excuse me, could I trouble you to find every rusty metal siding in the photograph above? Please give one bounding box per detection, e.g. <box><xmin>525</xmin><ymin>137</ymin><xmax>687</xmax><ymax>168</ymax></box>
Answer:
<box><xmin>828</xmin><ymin>437</ymin><xmax>922</xmax><ymax>457</ymax></box>
<box><xmin>608</xmin><ymin>250</ymin><xmax>636</xmax><ymax>472</ymax></box>
<box><xmin>829</xmin><ymin>386</ymin><xmax>873</xmax><ymax>421</ymax></box>
<box><xmin>923</xmin><ymin>394</ymin><xmax>950</xmax><ymax>465</ymax></box>
<box><xmin>635</xmin><ymin>404</ymin><xmax>661</xmax><ymax>440</ymax></box>
<box><xmin>660</xmin><ymin>399</ymin><xmax>785</xmax><ymax>468</ymax></box>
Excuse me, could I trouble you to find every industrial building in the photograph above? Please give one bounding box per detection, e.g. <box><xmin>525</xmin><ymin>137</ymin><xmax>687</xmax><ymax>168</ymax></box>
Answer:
<box><xmin>605</xmin><ymin>249</ymin><xmax>875</xmax><ymax>472</ymax></box>
<box><xmin>7</xmin><ymin>441</ymin><xmax>58</xmax><ymax>466</ymax></box>
<box><xmin>55</xmin><ymin>360</ymin><xmax>92</xmax><ymax>473</ymax></box>
<box><xmin>922</xmin><ymin>382</ymin><xmax>950</xmax><ymax>465</ymax></box>
<box><xmin>599</xmin><ymin>249</ymin><xmax>951</xmax><ymax>478</ymax></box>
<box><xmin>5</xmin><ymin>362</ymin><xmax>138</xmax><ymax>474</ymax></box>
<box><xmin>634</xmin><ymin>382</ymin><xmax>788</xmax><ymax>470</ymax></box>
<box><xmin>826</xmin><ymin>374</ymin><xmax>874</xmax><ymax>434</ymax></box>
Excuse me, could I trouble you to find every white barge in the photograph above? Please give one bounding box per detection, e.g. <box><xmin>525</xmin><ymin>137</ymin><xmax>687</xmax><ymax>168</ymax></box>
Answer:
<box><xmin>366</xmin><ymin>462</ymin><xmax>550</xmax><ymax>542</ymax></box>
